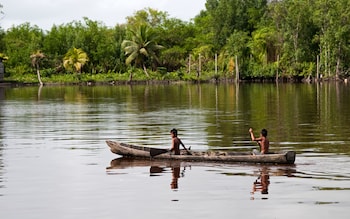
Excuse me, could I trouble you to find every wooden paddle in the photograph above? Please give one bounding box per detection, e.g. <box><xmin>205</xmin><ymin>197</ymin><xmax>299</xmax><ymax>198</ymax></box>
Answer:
<box><xmin>150</xmin><ymin>148</ymin><xmax>169</xmax><ymax>157</ymax></box>
<box><xmin>150</xmin><ymin>140</ymin><xmax>192</xmax><ymax>157</ymax></box>
<box><xmin>179</xmin><ymin>140</ymin><xmax>192</xmax><ymax>155</ymax></box>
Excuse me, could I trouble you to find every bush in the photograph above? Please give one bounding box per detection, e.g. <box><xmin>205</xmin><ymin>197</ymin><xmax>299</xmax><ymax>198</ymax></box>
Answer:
<box><xmin>6</xmin><ymin>65</ymin><xmax>31</xmax><ymax>77</ymax></box>
<box><xmin>40</xmin><ymin>68</ymin><xmax>56</xmax><ymax>77</ymax></box>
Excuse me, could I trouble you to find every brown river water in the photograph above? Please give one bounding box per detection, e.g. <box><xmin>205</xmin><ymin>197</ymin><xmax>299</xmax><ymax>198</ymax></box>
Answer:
<box><xmin>0</xmin><ymin>83</ymin><xmax>349</xmax><ymax>218</ymax></box>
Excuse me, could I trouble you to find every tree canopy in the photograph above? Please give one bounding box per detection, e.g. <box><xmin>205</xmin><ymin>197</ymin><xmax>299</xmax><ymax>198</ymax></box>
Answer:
<box><xmin>0</xmin><ymin>0</ymin><xmax>350</xmax><ymax>82</ymax></box>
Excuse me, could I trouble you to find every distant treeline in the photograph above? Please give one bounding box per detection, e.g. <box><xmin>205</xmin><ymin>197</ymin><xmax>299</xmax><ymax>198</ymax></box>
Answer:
<box><xmin>0</xmin><ymin>0</ymin><xmax>349</xmax><ymax>83</ymax></box>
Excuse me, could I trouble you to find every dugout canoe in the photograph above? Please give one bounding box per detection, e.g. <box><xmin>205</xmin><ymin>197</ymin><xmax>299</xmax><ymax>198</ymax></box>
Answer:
<box><xmin>106</xmin><ymin>140</ymin><xmax>296</xmax><ymax>164</ymax></box>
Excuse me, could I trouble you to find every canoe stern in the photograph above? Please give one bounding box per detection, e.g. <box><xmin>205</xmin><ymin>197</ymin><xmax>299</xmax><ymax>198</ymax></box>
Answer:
<box><xmin>285</xmin><ymin>151</ymin><xmax>296</xmax><ymax>164</ymax></box>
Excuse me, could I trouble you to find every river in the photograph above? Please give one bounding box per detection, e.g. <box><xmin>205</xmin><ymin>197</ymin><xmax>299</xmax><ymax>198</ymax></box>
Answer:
<box><xmin>0</xmin><ymin>83</ymin><xmax>349</xmax><ymax>218</ymax></box>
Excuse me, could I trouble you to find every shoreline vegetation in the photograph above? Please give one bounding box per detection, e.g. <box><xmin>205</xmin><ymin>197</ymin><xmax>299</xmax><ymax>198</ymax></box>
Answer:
<box><xmin>1</xmin><ymin>1</ymin><xmax>350</xmax><ymax>85</ymax></box>
<box><xmin>1</xmin><ymin>72</ymin><xmax>348</xmax><ymax>87</ymax></box>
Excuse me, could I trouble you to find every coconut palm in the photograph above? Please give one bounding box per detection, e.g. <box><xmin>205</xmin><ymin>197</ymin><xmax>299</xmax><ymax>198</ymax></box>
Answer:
<box><xmin>30</xmin><ymin>50</ymin><xmax>45</xmax><ymax>85</ymax></box>
<box><xmin>63</xmin><ymin>47</ymin><xmax>89</xmax><ymax>74</ymax></box>
<box><xmin>122</xmin><ymin>25</ymin><xmax>163</xmax><ymax>80</ymax></box>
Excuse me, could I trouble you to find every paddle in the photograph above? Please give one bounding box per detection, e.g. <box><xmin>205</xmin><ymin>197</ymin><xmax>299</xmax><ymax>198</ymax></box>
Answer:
<box><xmin>150</xmin><ymin>140</ymin><xmax>192</xmax><ymax>157</ymax></box>
<box><xmin>150</xmin><ymin>148</ymin><xmax>169</xmax><ymax>157</ymax></box>
<box><xmin>179</xmin><ymin>139</ymin><xmax>192</xmax><ymax>155</ymax></box>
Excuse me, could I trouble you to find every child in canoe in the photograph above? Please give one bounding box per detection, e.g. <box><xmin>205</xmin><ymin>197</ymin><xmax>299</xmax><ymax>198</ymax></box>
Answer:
<box><xmin>249</xmin><ymin>128</ymin><xmax>269</xmax><ymax>155</ymax></box>
<box><xmin>170</xmin><ymin>128</ymin><xmax>191</xmax><ymax>155</ymax></box>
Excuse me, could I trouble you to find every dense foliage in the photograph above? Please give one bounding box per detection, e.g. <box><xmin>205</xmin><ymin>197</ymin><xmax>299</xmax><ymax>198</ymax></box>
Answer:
<box><xmin>0</xmin><ymin>0</ymin><xmax>350</xmax><ymax>83</ymax></box>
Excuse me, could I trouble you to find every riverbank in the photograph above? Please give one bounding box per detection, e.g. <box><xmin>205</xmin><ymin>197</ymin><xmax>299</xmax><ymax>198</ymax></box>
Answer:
<box><xmin>1</xmin><ymin>74</ymin><xmax>349</xmax><ymax>87</ymax></box>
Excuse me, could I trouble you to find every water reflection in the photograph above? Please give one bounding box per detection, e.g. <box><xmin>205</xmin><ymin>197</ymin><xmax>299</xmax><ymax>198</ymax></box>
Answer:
<box><xmin>170</xmin><ymin>166</ymin><xmax>180</xmax><ymax>189</ymax></box>
<box><xmin>0</xmin><ymin>87</ymin><xmax>4</xmax><ymax>100</ymax></box>
<box><xmin>0</xmin><ymin>87</ymin><xmax>4</xmax><ymax>196</ymax></box>
<box><xmin>251</xmin><ymin>166</ymin><xmax>270</xmax><ymax>198</ymax></box>
<box><xmin>107</xmin><ymin>158</ymin><xmax>189</xmax><ymax>190</ymax></box>
<box><xmin>2</xmin><ymin>83</ymin><xmax>350</xmax><ymax>154</ymax></box>
<box><xmin>1</xmin><ymin>83</ymin><xmax>350</xmax><ymax>218</ymax></box>
<box><xmin>149</xmin><ymin>164</ymin><xmax>184</xmax><ymax>189</ymax></box>
<box><xmin>107</xmin><ymin>157</ymin><xmax>300</xmax><ymax>198</ymax></box>
<box><xmin>250</xmin><ymin>165</ymin><xmax>300</xmax><ymax>200</ymax></box>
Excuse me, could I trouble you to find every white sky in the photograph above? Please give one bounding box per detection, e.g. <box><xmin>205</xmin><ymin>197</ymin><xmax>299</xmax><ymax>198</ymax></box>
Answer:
<box><xmin>0</xmin><ymin>0</ymin><xmax>207</xmax><ymax>31</ymax></box>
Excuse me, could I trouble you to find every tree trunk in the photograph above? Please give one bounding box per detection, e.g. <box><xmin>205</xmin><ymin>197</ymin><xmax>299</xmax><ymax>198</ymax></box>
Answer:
<box><xmin>143</xmin><ymin>64</ymin><xmax>150</xmax><ymax>78</ymax></box>
<box><xmin>335</xmin><ymin>44</ymin><xmax>341</xmax><ymax>80</ymax></box>
<box><xmin>276</xmin><ymin>55</ymin><xmax>279</xmax><ymax>83</ymax></box>
<box><xmin>316</xmin><ymin>54</ymin><xmax>319</xmax><ymax>81</ymax></box>
<box><xmin>215</xmin><ymin>53</ymin><xmax>218</xmax><ymax>75</ymax></box>
<box><xmin>36</xmin><ymin>64</ymin><xmax>43</xmax><ymax>86</ymax></box>
<box><xmin>188</xmin><ymin>54</ymin><xmax>191</xmax><ymax>74</ymax></box>
<box><xmin>235</xmin><ymin>55</ymin><xmax>239</xmax><ymax>83</ymax></box>
<box><xmin>197</xmin><ymin>53</ymin><xmax>201</xmax><ymax>79</ymax></box>
<box><xmin>129</xmin><ymin>71</ymin><xmax>133</xmax><ymax>82</ymax></box>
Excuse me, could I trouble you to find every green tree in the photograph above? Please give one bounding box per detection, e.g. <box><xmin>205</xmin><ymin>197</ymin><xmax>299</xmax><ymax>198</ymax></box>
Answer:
<box><xmin>221</xmin><ymin>30</ymin><xmax>250</xmax><ymax>76</ymax></box>
<box><xmin>313</xmin><ymin>0</ymin><xmax>350</xmax><ymax>79</ymax></box>
<box><xmin>126</xmin><ymin>8</ymin><xmax>168</xmax><ymax>28</ymax></box>
<box><xmin>43</xmin><ymin>23</ymin><xmax>80</xmax><ymax>72</ymax></box>
<box><xmin>112</xmin><ymin>24</ymin><xmax>127</xmax><ymax>73</ymax></box>
<box><xmin>122</xmin><ymin>25</ymin><xmax>163</xmax><ymax>80</ymax></box>
<box><xmin>205</xmin><ymin>0</ymin><xmax>268</xmax><ymax>50</ymax></box>
<box><xmin>248</xmin><ymin>27</ymin><xmax>277</xmax><ymax>65</ymax></box>
<box><xmin>63</xmin><ymin>47</ymin><xmax>89</xmax><ymax>74</ymax></box>
<box><xmin>77</xmin><ymin>18</ymin><xmax>119</xmax><ymax>73</ymax></box>
<box><xmin>43</xmin><ymin>19</ymin><xmax>126</xmax><ymax>74</ymax></box>
<box><xmin>268</xmin><ymin>0</ymin><xmax>318</xmax><ymax>77</ymax></box>
<box><xmin>156</xmin><ymin>18</ymin><xmax>196</xmax><ymax>71</ymax></box>
<box><xmin>192</xmin><ymin>10</ymin><xmax>215</xmax><ymax>49</ymax></box>
<box><xmin>3</xmin><ymin>23</ymin><xmax>44</xmax><ymax>75</ymax></box>
<box><xmin>285</xmin><ymin>1</ymin><xmax>315</xmax><ymax>65</ymax></box>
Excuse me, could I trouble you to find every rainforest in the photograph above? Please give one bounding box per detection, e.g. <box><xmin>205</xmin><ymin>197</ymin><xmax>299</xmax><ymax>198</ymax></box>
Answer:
<box><xmin>0</xmin><ymin>0</ymin><xmax>349</xmax><ymax>84</ymax></box>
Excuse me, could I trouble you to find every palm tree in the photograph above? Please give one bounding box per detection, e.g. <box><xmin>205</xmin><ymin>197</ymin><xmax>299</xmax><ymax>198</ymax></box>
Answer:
<box><xmin>122</xmin><ymin>25</ymin><xmax>163</xmax><ymax>80</ymax></box>
<box><xmin>30</xmin><ymin>50</ymin><xmax>45</xmax><ymax>86</ymax></box>
<box><xmin>63</xmin><ymin>47</ymin><xmax>89</xmax><ymax>74</ymax></box>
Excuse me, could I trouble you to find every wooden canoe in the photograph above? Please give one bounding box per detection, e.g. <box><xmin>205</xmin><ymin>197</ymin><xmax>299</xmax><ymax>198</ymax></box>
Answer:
<box><xmin>106</xmin><ymin>140</ymin><xmax>296</xmax><ymax>164</ymax></box>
